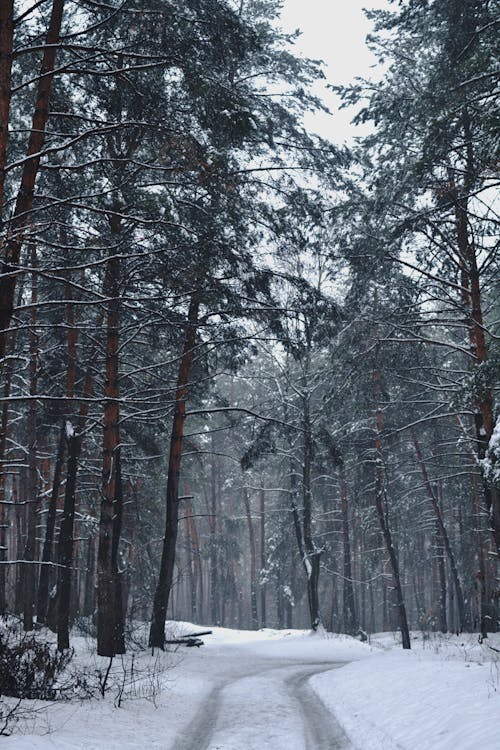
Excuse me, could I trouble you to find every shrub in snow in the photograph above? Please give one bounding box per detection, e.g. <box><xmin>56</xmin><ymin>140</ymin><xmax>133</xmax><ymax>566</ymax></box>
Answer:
<box><xmin>0</xmin><ymin>621</ymin><xmax>73</xmax><ymax>700</ymax></box>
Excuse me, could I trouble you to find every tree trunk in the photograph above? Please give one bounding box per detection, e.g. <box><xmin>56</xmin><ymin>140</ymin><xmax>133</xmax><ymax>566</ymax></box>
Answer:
<box><xmin>373</xmin><ymin>359</ymin><xmax>411</xmax><ymax>649</ymax></box>
<box><xmin>36</xmin><ymin>425</ymin><xmax>65</xmax><ymax>625</ymax></box>
<box><xmin>13</xmin><ymin>477</ymin><xmax>22</xmax><ymax>614</ymax></box>
<box><xmin>453</xmin><ymin>111</ymin><xmax>499</xmax><ymax>553</ymax></box>
<box><xmin>340</xmin><ymin>465</ymin><xmax>357</xmax><ymax>634</ymax></box>
<box><xmin>97</xmin><ymin>255</ymin><xmax>125</xmax><ymax>656</ymax></box>
<box><xmin>276</xmin><ymin>556</ymin><xmax>284</xmax><ymax>627</ymax></box>
<box><xmin>243</xmin><ymin>484</ymin><xmax>258</xmax><ymax>629</ymax></box>
<box><xmin>471</xmin><ymin>471</ymin><xmax>492</xmax><ymax>638</ymax></box>
<box><xmin>37</xmin><ymin>227</ymin><xmax>82</xmax><ymax>624</ymax></box>
<box><xmin>0</xmin><ymin>487</ymin><xmax>6</xmax><ymax>614</ymax></box>
<box><xmin>209</xmin><ymin>450</ymin><xmax>219</xmax><ymax>625</ymax></box>
<box><xmin>83</xmin><ymin>534</ymin><xmax>95</xmax><ymax>617</ymax></box>
<box><xmin>433</xmin><ymin>450</ymin><xmax>448</xmax><ymax>633</ymax></box>
<box><xmin>149</xmin><ymin>285</ymin><xmax>202</xmax><ymax>649</ymax></box>
<box><xmin>183</xmin><ymin>491</ymin><xmax>197</xmax><ymax>622</ymax></box>
<box><xmin>56</xmin><ymin>427</ymin><xmax>81</xmax><ymax>650</ymax></box>
<box><xmin>411</xmin><ymin>430</ymin><xmax>466</xmax><ymax>631</ymax></box>
<box><xmin>0</xmin><ymin>1</ymin><xmax>13</xmax><ymax>216</ymax></box>
<box><xmin>436</xmin><ymin>529</ymin><xmax>448</xmax><ymax>633</ymax></box>
<box><xmin>186</xmin><ymin>496</ymin><xmax>203</xmax><ymax>623</ymax></box>
<box><xmin>259</xmin><ymin>486</ymin><xmax>266</xmax><ymax>627</ymax></box>
<box><xmin>22</xmin><ymin>252</ymin><xmax>38</xmax><ymax>631</ymax></box>
<box><xmin>122</xmin><ymin>478</ymin><xmax>138</xmax><ymax>621</ymax></box>
<box><xmin>286</xmin><ymin>543</ymin><xmax>295</xmax><ymax>629</ymax></box>
<box><xmin>0</xmin><ymin>322</ymin><xmax>19</xmax><ymax>614</ymax></box>
<box><xmin>288</xmin><ymin>463</ymin><xmax>304</xmax><ymax>630</ymax></box>
<box><xmin>0</xmin><ymin>0</ymin><xmax>65</xmax><ymax>361</ymax></box>
<box><xmin>302</xmin><ymin>396</ymin><xmax>321</xmax><ymax>630</ymax></box>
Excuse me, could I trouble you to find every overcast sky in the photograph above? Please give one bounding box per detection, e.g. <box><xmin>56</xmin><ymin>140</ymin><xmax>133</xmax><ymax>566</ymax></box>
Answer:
<box><xmin>279</xmin><ymin>0</ymin><xmax>389</xmax><ymax>143</ymax></box>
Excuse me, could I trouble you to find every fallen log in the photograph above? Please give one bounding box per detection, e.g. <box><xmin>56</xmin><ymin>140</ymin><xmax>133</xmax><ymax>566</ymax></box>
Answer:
<box><xmin>165</xmin><ymin>637</ymin><xmax>204</xmax><ymax>648</ymax></box>
<box><xmin>164</xmin><ymin>630</ymin><xmax>213</xmax><ymax>648</ymax></box>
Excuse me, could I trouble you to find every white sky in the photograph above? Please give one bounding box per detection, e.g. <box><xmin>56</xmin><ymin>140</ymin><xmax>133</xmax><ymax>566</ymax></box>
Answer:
<box><xmin>279</xmin><ymin>0</ymin><xmax>390</xmax><ymax>144</ymax></box>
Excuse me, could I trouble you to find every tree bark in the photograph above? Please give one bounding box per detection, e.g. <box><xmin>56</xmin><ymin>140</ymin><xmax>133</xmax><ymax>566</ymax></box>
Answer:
<box><xmin>433</xmin><ymin>450</ymin><xmax>448</xmax><ymax>633</ymax></box>
<box><xmin>36</xmin><ymin>214</ymin><xmax>81</xmax><ymax>621</ymax></box>
<box><xmin>97</xmin><ymin>255</ymin><xmax>125</xmax><ymax>656</ymax></box>
<box><xmin>243</xmin><ymin>484</ymin><xmax>258</xmax><ymax>629</ymax></box>
<box><xmin>36</xmin><ymin>424</ymin><xmax>65</xmax><ymax>625</ymax></box>
<box><xmin>0</xmin><ymin>312</ymin><xmax>20</xmax><ymax>614</ymax></box>
<box><xmin>0</xmin><ymin>1</ymin><xmax>13</xmax><ymax>218</ymax></box>
<box><xmin>373</xmin><ymin>358</ymin><xmax>411</xmax><ymax>649</ymax></box>
<box><xmin>186</xmin><ymin>496</ymin><xmax>203</xmax><ymax>623</ymax></box>
<box><xmin>149</xmin><ymin>284</ymin><xmax>202</xmax><ymax>649</ymax></box>
<box><xmin>0</xmin><ymin>0</ymin><xmax>65</xmax><ymax>361</ymax></box>
<box><xmin>183</xmin><ymin>489</ymin><xmax>198</xmax><ymax>622</ymax></box>
<box><xmin>471</xmin><ymin>471</ymin><xmax>492</xmax><ymax>638</ymax></box>
<box><xmin>453</xmin><ymin>109</ymin><xmax>499</xmax><ymax>553</ymax></box>
<box><xmin>435</xmin><ymin>529</ymin><xmax>448</xmax><ymax>633</ymax></box>
<box><xmin>22</xmin><ymin>250</ymin><xmax>38</xmax><ymax>630</ymax></box>
<box><xmin>83</xmin><ymin>534</ymin><xmax>95</xmax><ymax>618</ymax></box>
<box><xmin>302</xmin><ymin>395</ymin><xmax>321</xmax><ymax>630</ymax></box>
<box><xmin>209</xmin><ymin>449</ymin><xmax>219</xmax><ymax>625</ymax></box>
<box><xmin>411</xmin><ymin>430</ymin><xmax>466</xmax><ymax>631</ymax></box>
<box><xmin>13</xmin><ymin>476</ymin><xmax>22</xmax><ymax>614</ymax></box>
<box><xmin>259</xmin><ymin>486</ymin><xmax>266</xmax><ymax>627</ymax></box>
<box><xmin>340</xmin><ymin>465</ymin><xmax>357</xmax><ymax>634</ymax></box>
<box><xmin>56</xmin><ymin>426</ymin><xmax>81</xmax><ymax>650</ymax></box>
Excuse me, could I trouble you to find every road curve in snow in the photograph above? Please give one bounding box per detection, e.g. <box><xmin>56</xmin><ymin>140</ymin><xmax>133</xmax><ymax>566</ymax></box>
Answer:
<box><xmin>174</xmin><ymin>657</ymin><xmax>352</xmax><ymax>750</ymax></box>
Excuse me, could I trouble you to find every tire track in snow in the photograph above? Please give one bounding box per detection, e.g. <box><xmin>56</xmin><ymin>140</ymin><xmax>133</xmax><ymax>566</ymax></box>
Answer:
<box><xmin>174</xmin><ymin>659</ymin><xmax>352</xmax><ymax>750</ymax></box>
<box><xmin>287</xmin><ymin>665</ymin><xmax>351</xmax><ymax>749</ymax></box>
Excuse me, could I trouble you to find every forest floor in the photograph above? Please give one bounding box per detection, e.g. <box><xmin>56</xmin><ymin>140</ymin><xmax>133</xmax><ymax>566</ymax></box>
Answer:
<box><xmin>1</xmin><ymin>623</ymin><xmax>499</xmax><ymax>749</ymax></box>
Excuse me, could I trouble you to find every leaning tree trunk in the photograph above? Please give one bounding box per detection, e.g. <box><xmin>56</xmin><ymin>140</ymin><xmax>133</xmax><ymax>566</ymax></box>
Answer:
<box><xmin>38</xmin><ymin>256</ymin><xmax>80</xmax><ymax>626</ymax></box>
<box><xmin>55</xmin><ymin>333</ymin><xmax>98</xmax><ymax>647</ymax></box>
<box><xmin>0</xmin><ymin>0</ymin><xmax>65</xmax><ymax>362</ymax></box>
<box><xmin>149</xmin><ymin>285</ymin><xmax>202</xmax><ymax>649</ymax></box>
<box><xmin>453</xmin><ymin>112</ymin><xmax>499</xmax><ymax>554</ymax></box>
<box><xmin>54</xmin><ymin>251</ymin><xmax>83</xmax><ymax>648</ymax></box>
<box><xmin>411</xmin><ymin>430</ymin><xmax>466</xmax><ymax>631</ymax></box>
<box><xmin>373</xmin><ymin>357</ymin><xmax>411</xmax><ymax>649</ymax></box>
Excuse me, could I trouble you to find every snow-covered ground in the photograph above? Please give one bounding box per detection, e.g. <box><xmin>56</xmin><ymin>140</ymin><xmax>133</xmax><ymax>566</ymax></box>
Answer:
<box><xmin>2</xmin><ymin>623</ymin><xmax>499</xmax><ymax>749</ymax></box>
<box><xmin>311</xmin><ymin>631</ymin><xmax>500</xmax><ymax>750</ymax></box>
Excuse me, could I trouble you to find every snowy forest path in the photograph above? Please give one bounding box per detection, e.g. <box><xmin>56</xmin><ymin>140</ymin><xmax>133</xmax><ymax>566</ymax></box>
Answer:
<box><xmin>173</xmin><ymin>647</ymin><xmax>351</xmax><ymax>750</ymax></box>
